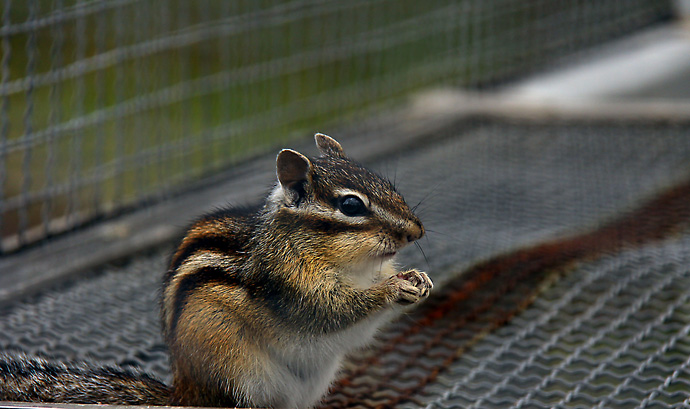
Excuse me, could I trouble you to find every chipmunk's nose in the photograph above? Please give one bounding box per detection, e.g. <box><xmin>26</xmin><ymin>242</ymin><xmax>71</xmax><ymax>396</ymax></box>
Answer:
<box><xmin>403</xmin><ymin>219</ymin><xmax>424</xmax><ymax>244</ymax></box>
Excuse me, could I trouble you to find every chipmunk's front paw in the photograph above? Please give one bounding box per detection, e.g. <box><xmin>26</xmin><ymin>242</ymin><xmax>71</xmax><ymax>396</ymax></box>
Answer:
<box><xmin>392</xmin><ymin>269</ymin><xmax>433</xmax><ymax>305</ymax></box>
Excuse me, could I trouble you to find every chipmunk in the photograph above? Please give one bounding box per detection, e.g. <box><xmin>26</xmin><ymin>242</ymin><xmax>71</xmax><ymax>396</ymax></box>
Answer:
<box><xmin>0</xmin><ymin>133</ymin><xmax>432</xmax><ymax>408</ymax></box>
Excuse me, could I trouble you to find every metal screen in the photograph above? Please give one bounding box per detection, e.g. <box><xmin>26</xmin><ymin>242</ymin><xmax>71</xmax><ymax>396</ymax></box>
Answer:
<box><xmin>3</xmin><ymin>119</ymin><xmax>690</xmax><ymax>409</ymax></box>
<box><xmin>0</xmin><ymin>0</ymin><xmax>674</xmax><ymax>253</ymax></box>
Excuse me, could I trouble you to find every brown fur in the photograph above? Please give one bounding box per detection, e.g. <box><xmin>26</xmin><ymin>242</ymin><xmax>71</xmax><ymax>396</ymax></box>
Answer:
<box><xmin>0</xmin><ymin>134</ymin><xmax>430</xmax><ymax>408</ymax></box>
<box><xmin>162</xmin><ymin>134</ymin><xmax>431</xmax><ymax>407</ymax></box>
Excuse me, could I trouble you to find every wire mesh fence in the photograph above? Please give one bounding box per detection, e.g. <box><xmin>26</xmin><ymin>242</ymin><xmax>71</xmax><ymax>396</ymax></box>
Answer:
<box><xmin>3</xmin><ymin>119</ymin><xmax>690</xmax><ymax>408</ymax></box>
<box><xmin>0</xmin><ymin>0</ymin><xmax>675</xmax><ymax>252</ymax></box>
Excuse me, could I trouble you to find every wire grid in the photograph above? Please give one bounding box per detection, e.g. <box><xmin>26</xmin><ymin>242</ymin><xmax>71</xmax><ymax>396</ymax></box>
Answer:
<box><xmin>0</xmin><ymin>0</ymin><xmax>674</xmax><ymax>252</ymax></box>
<box><xmin>2</xmin><ymin>120</ymin><xmax>690</xmax><ymax>408</ymax></box>
<box><xmin>407</xmin><ymin>238</ymin><xmax>690</xmax><ymax>409</ymax></box>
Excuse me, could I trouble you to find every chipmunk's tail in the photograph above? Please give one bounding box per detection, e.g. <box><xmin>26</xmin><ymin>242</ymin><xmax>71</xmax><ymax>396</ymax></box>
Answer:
<box><xmin>0</xmin><ymin>353</ymin><xmax>169</xmax><ymax>405</ymax></box>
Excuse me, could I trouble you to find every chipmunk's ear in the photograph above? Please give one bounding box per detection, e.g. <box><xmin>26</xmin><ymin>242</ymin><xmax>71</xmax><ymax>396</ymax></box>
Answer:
<box><xmin>276</xmin><ymin>149</ymin><xmax>311</xmax><ymax>204</ymax></box>
<box><xmin>315</xmin><ymin>133</ymin><xmax>345</xmax><ymax>158</ymax></box>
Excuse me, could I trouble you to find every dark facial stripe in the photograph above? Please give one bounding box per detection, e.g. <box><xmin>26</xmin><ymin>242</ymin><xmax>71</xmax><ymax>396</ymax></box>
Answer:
<box><xmin>286</xmin><ymin>212</ymin><xmax>374</xmax><ymax>235</ymax></box>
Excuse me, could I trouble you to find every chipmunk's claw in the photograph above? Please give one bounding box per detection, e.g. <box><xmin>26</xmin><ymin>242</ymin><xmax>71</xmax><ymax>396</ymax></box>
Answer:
<box><xmin>394</xmin><ymin>269</ymin><xmax>433</xmax><ymax>304</ymax></box>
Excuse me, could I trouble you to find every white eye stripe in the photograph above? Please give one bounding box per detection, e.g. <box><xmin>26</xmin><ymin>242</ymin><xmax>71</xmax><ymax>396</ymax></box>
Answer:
<box><xmin>331</xmin><ymin>190</ymin><xmax>402</xmax><ymax>225</ymax></box>
<box><xmin>289</xmin><ymin>189</ymin><xmax>411</xmax><ymax>227</ymax></box>
<box><xmin>333</xmin><ymin>189</ymin><xmax>370</xmax><ymax>208</ymax></box>
<box><xmin>290</xmin><ymin>197</ymin><xmax>409</xmax><ymax>230</ymax></box>
<box><xmin>294</xmin><ymin>201</ymin><xmax>369</xmax><ymax>224</ymax></box>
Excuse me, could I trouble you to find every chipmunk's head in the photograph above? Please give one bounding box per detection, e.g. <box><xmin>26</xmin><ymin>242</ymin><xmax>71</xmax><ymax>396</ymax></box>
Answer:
<box><xmin>268</xmin><ymin>133</ymin><xmax>424</xmax><ymax>270</ymax></box>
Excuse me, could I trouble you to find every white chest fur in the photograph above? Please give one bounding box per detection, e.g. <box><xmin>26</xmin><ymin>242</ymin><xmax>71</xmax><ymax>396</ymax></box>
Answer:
<box><xmin>239</xmin><ymin>260</ymin><xmax>400</xmax><ymax>408</ymax></box>
<box><xmin>343</xmin><ymin>257</ymin><xmax>398</xmax><ymax>289</ymax></box>
<box><xmin>269</xmin><ymin>309</ymin><xmax>397</xmax><ymax>408</ymax></box>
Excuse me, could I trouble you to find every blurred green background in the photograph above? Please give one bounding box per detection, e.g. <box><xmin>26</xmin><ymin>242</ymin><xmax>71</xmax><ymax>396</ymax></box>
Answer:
<box><xmin>0</xmin><ymin>0</ymin><xmax>673</xmax><ymax>251</ymax></box>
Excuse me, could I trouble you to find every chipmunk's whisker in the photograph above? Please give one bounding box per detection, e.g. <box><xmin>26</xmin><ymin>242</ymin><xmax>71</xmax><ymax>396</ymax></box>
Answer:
<box><xmin>424</xmin><ymin>228</ymin><xmax>459</xmax><ymax>240</ymax></box>
<box><xmin>415</xmin><ymin>241</ymin><xmax>430</xmax><ymax>270</ymax></box>
<box><xmin>411</xmin><ymin>181</ymin><xmax>443</xmax><ymax>213</ymax></box>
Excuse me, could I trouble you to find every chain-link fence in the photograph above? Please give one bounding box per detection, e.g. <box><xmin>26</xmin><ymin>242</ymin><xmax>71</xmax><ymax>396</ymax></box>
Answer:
<box><xmin>0</xmin><ymin>0</ymin><xmax>674</xmax><ymax>253</ymax></box>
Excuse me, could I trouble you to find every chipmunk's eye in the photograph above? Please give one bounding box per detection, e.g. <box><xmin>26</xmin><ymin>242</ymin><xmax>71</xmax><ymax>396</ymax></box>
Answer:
<box><xmin>338</xmin><ymin>195</ymin><xmax>367</xmax><ymax>217</ymax></box>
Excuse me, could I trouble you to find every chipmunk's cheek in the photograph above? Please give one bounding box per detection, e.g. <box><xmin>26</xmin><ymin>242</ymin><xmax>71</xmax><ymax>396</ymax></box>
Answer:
<box><xmin>331</xmin><ymin>235</ymin><xmax>379</xmax><ymax>262</ymax></box>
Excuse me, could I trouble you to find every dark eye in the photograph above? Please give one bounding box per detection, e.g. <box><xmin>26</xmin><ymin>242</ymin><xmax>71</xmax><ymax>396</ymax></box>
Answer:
<box><xmin>338</xmin><ymin>195</ymin><xmax>367</xmax><ymax>217</ymax></box>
